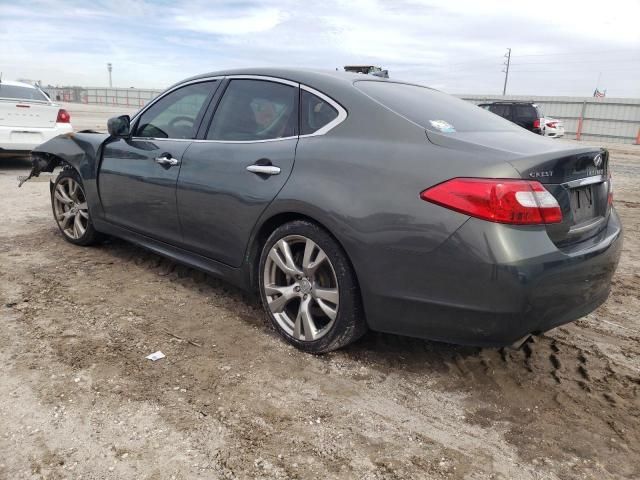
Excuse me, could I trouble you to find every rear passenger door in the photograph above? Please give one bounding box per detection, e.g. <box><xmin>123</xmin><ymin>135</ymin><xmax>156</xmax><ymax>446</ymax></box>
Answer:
<box><xmin>176</xmin><ymin>78</ymin><xmax>299</xmax><ymax>267</ymax></box>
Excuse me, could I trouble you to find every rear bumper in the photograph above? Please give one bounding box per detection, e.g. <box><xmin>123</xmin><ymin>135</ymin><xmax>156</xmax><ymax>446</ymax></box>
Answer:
<box><xmin>0</xmin><ymin>123</ymin><xmax>73</xmax><ymax>151</ymax></box>
<box><xmin>363</xmin><ymin>209</ymin><xmax>623</xmax><ymax>346</ymax></box>
<box><xmin>545</xmin><ymin>129</ymin><xmax>565</xmax><ymax>138</ymax></box>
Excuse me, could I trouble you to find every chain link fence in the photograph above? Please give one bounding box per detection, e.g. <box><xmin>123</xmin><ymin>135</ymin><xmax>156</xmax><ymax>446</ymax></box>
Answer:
<box><xmin>44</xmin><ymin>87</ymin><xmax>162</xmax><ymax>108</ymax></box>
<box><xmin>83</xmin><ymin>88</ymin><xmax>162</xmax><ymax>107</ymax></box>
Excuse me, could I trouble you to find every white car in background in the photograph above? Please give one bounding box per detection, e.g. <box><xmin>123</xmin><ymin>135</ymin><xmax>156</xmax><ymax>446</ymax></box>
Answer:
<box><xmin>0</xmin><ymin>80</ymin><xmax>72</xmax><ymax>155</ymax></box>
<box><xmin>542</xmin><ymin>117</ymin><xmax>565</xmax><ymax>138</ymax></box>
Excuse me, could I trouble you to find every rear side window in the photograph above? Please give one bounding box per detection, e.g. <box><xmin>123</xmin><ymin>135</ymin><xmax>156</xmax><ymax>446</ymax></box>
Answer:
<box><xmin>514</xmin><ymin>105</ymin><xmax>538</xmax><ymax>120</ymax></box>
<box><xmin>207</xmin><ymin>80</ymin><xmax>297</xmax><ymax>141</ymax></box>
<box><xmin>300</xmin><ymin>90</ymin><xmax>338</xmax><ymax>135</ymax></box>
<box><xmin>354</xmin><ymin>81</ymin><xmax>519</xmax><ymax>133</ymax></box>
<box><xmin>489</xmin><ymin>104</ymin><xmax>511</xmax><ymax>118</ymax></box>
<box><xmin>0</xmin><ymin>84</ymin><xmax>48</xmax><ymax>102</ymax></box>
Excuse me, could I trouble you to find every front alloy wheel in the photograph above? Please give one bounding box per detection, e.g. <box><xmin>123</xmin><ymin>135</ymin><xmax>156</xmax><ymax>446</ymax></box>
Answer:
<box><xmin>53</xmin><ymin>176</ymin><xmax>89</xmax><ymax>240</ymax></box>
<box><xmin>51</xmin><ymin>169</ymin><xmax>101</xmax><ymax>245</ymax></box>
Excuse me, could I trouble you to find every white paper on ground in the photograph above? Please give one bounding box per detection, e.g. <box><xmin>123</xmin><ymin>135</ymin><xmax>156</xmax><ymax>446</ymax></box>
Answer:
<box><xmin>146</xmin><ymin>351</ymin><xmax>166</xmax><ymax>361</ymax></box>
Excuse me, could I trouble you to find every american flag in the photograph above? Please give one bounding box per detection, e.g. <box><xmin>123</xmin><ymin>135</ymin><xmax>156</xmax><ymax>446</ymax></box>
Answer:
<box><xmin>593</xmin><ymin>88</ymin><xmax>606</xmax><ymax>98</ymax></box>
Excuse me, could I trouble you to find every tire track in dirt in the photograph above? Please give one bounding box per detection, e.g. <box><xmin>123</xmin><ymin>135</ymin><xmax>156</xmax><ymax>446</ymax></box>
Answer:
<box><xmin>346</xmin><ymin>327</ymin><xmax>639</xmax><ymax>479</ymax></box>
<box><xmin>2</xmin><ymin>217</ymin><xmax>639</xmax><ymax>479</ymax></box>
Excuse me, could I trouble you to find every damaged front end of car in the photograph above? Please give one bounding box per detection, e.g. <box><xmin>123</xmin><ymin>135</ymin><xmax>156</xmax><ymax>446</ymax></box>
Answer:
<box><xmin>18</xmin><ymin>130</ymin><xmax>109</xmax><ymax>187</ymax></box>
<box><xmin>18</xmin><ymin>151</ymin><xmax>63</xmax><ymax>187</ymax></box>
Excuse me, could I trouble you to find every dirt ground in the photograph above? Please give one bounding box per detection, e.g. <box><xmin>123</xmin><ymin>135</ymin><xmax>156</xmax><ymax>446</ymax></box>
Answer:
<box><xmin>1</xmin><ymin>109</ymin><xmax>639</xmax><ymax>479</ymax></box>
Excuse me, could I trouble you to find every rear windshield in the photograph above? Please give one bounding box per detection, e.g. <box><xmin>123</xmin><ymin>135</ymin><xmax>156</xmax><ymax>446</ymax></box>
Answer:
<box><xmin>0</xmin><ymin>84</ymin><xmax>49</xmax><ymax>102</ymax></box>
<box><xmin>354</xmin><ymin>80</ymin><xmax>520</xmax><ymax>133</ymax></box>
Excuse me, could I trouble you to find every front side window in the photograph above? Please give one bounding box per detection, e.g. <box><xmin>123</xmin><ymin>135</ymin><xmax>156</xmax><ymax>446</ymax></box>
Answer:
<box><xmin>300</xmin><ymin>90</ymin><xmax>339</xmax><ymax>135</ymax></box>
<box><xmin>135</xmin><ymin>81</ymin><xmax>215</xmax><ymax>139</ymax></box>
<box><xmin>207</xmin><ymin>80</ymin><xmax>297</xmax><ymax>141</ymax></box>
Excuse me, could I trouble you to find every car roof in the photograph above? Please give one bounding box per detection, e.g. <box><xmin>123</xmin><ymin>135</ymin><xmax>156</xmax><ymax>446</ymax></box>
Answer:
<box><xmin>167</xmin><ymin>67</ymin><xmax>403</xmax><ymax>99</ymax></box>
<box><xmin>478</xmin><ymin>101</ymin><xmax>536</xmax><ymax>105</ymax></box>
<box><xmin>0</xmin><ymin>79</ymin><xmax>39</xmax><ymax>89</ymax></box>
<box><xmin>180</xmin><ymin>67</ymin><xmax>372</xmax><ymax>84</ymax></box>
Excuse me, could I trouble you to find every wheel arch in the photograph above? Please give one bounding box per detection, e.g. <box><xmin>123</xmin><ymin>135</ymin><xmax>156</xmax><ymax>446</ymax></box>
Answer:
<box><xmin>246</xmin><ymin>211</ymin><xmax>363</xmax><ymax>308</ymax></box>
<box><xmin>46</xmin><ymin>153</ymin><xmax>82</xmax><ymax>194</ymax></box>
<box><xmin>29</xmin><ymin>151</ymin><xmax>77</xmax><ymax>182</ymax></box>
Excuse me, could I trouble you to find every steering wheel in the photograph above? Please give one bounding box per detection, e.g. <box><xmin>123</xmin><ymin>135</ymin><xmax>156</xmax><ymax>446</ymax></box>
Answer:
<box><xmin>168</xmin><ymin>116</ymin><xmax>195</xmax><ymax>129</ymax></box>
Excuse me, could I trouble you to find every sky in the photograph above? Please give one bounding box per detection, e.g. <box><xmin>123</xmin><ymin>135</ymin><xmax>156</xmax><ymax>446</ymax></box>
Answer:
<box><xmin>1</xmin><ymin>0</ymin><xmax>639</xmax><ymax>97</ymax></box>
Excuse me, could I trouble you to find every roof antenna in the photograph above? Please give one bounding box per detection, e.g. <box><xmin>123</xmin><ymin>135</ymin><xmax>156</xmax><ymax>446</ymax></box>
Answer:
<box><xmin>0</xmin><ymin>72</ymin><xmax>3</xmax><ymax>84</ymax></box>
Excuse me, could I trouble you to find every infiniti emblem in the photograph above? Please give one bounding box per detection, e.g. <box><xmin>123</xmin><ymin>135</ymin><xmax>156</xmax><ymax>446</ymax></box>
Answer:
<box><xmin>299</xmin><ymin>278</ymin><xmax>312</xmax><ymax>294</ymax></box>
<box><xmin>593</xmin><ymin>154</ymin><xmax>603</xmax><ymax>168</ymax></box>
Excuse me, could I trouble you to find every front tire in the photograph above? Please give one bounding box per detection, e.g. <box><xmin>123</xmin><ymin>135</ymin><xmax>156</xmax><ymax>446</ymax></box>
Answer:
<box><xmin>259</xmin><ymin>220</ymin><xmax>367</xmax><ymax>353</ymax></box>
<box><xmin>51</xmin><ymin>168</ymin><xmax>101</xmax><ymax>246</ymax></box>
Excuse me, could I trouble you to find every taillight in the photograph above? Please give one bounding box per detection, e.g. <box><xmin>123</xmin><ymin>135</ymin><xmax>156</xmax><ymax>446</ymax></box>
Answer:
<box><xmin>56</xmin><ymin>109</ymin><xmax>70</xmax><ymax>123</ymax></box>
<box><xmin>533</xmin><ymin>119</ymin><xmax>541</xmax><ymax>129</ymax></box>
<box><xmin>546</xmin><ymin>121</ymin><xmax>557</xmax><ymax>128</ymax></box>
<box><xmin>420</xmin><ymin>178</ymin><xmax>562</xmax><ymax>225</ymax></box>
<box><xmin>608</xmin><ymin>173</ymin><xmax>614</xmax><ymax>206</ymax></box>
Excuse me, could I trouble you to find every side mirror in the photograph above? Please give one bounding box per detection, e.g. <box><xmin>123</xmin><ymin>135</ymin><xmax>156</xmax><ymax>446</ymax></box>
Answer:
<box><xmin>107</xmin><ymin>115</ymin><xmax>131</xmax><ymax>137</ymax></box>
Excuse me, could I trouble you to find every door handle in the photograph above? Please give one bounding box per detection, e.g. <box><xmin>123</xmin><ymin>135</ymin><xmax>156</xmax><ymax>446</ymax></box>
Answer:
<box><xmin>246</xmin><ymin>165</ymin><xmax>281</xmax><ymax>175</ymax></box>
<box><xmin>155</xmin><ymin>154</ymin><xmax>179</xmax><ymax>167</ymax></box>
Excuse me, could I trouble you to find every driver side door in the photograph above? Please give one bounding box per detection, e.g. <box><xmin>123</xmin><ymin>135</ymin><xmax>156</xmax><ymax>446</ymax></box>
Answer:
<box><xmin>98</xmin><ymin>80</ymin><xmax>219</xmax><ymax>245</ymax></box>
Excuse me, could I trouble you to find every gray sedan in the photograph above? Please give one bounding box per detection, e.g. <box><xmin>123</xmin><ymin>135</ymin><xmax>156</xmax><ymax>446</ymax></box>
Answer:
<box><xmin>24</xmin><ymin>68</ymin><xmax>622</xmax><ymax>353</ymax></box>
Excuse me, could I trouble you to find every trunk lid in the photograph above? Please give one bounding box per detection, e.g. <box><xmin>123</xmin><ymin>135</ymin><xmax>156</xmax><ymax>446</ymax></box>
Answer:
<box><xmin>426</xmin><ymin>130</ymin><xmax>611</xmax><ymax>246</ymax></box>
<box><xmin>509</xmin><ymin>148</ymin><xmax>610</xmax><ymax>247</ymax></box>
<box><xmin>0</xmin><ymin>100</ymin><xmax>59</xmax><ymax>128</ymax></box>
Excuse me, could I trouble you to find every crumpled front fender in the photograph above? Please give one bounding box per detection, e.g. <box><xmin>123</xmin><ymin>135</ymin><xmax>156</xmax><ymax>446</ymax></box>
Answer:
<box><xmin>18</xmin><ymin>131</ymin><xmax>109</xmax><ymax>187</ymax></box>
<box><xmin>18</xmin><ymin>131</ymin><xmax>111</xmax><ymax>222</ymax></box>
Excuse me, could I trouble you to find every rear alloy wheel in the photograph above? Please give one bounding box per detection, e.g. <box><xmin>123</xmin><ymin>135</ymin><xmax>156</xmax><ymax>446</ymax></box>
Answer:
<box><xmin>259</xmin><ymin>221</ymin><xmax>366</xmax><ymax>353</ymax></box>
<box><xmin>51</xmin><ymin>169</ymin><xmax>101</xmax><ymax>245</ymax></box>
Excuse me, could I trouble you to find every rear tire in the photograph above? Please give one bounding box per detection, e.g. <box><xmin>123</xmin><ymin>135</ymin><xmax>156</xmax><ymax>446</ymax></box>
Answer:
<box><xmin>259</xmin><ymin>220</ymin><xmax>367</xmax><ymax>353</ymax></box>
<box><xmin>51</xmin><ymin>168</ymin><xmax>101</xmax><ymax>246</ymax></box>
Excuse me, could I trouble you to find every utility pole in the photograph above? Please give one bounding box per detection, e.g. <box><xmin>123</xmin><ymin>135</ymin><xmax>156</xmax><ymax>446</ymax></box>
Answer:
<box><xmin>502</xmin><ymin>48</ymin><xmax>511</xmax><ymax>96</ymax></box>
<box><xmin>107</xmin><ymin>63</ymin><xmax>113</xmax><ymax>88</ymax></box>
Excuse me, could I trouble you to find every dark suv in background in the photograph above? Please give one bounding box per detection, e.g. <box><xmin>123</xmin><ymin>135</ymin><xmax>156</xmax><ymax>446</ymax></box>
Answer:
<box><xmin>479</xmin><ymin>101</ymin><xmax>564</xmax><ymax>138</ymax></box>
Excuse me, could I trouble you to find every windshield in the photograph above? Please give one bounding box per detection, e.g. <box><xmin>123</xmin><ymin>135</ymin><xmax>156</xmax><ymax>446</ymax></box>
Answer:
<box><xmin>0</xmin><ymin>84</ymin><xmax>49</xmax><ymax>102</ymax></box>
<box><xmin>354</xmin><ymin>80</ymin><xmax>521</xmax><ymax>133</ymax></box>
